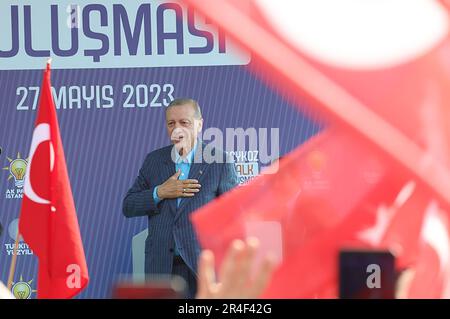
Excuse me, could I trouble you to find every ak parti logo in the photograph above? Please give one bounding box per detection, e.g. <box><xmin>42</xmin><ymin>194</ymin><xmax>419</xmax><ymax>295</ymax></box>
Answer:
<box><xmin>3</xmin><ymin>152</ymin><xmax>28</xmax><ymax>199</ymax></box>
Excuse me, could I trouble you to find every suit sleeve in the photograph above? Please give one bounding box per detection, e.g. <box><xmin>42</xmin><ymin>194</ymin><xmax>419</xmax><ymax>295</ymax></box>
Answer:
<box><xmin>122</xmin><ymin>155</ymin><xmax>159</xmax><ymax>218</ymax></box>
<box><xmin>217</xmin><ymin>157</ymin><xmax>239</xmax><ymax>196</ymax></box>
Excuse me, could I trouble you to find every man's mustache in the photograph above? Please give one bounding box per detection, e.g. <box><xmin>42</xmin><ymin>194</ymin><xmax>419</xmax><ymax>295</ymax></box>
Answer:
<box><xmin>171</xmin><ymin>128</ymin><xmax>193</xmax><ymax>143</ymax></box>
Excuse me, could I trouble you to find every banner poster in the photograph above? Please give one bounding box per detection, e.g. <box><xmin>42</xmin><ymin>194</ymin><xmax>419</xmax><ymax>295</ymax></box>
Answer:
<box><xmin>0</xmin><ymin>0</ymin><xmax>320</xmax><ymax>298</ymax></box>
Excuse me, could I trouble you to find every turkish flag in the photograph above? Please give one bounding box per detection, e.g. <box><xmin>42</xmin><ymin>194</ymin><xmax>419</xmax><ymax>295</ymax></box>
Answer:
<box><xmin>184</xmin><ymin>0</ymin><xmax>450</xmax><ymax>297</ymax></box>
<box><xmin>192</xmin><ymin>127</ymin><xmax>399</xmax><ymax>269</ymax></box>
<box><xmin>260</xmin><ymin>178</ymin><xmax>431</xmax><ymax>298</ymax></box>
<box><xmin>405</xmin><ymin>202</ymin><xmax>450</xmax><ymax>298</ymax></box>
<box><xmin>18</xmin><ymin>63</ymin><xmax>89</xmax><ymax>299</ymax></box>
<box><xmin>182</xmin><ymin>0</ymin><xmax>450</xmax><ymax>207</ymax></box>
<box><xmin>192</xmin><ymin>126</ymin><xmax>431</xmax><ymax>297</ymax></box>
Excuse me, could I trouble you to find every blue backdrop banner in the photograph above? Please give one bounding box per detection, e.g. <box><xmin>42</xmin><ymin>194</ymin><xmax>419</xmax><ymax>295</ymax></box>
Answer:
<box><xmin>0</xmin><ymin>0</ymin><xmax>321</xmax><ymax>298</ymax></box>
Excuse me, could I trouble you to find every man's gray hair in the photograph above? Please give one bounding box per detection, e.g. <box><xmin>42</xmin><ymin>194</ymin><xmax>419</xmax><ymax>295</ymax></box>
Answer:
<box><xmin>166</xmin><ymin>98</ymin><xmax>202</xmax><ymax>119</ymax></box>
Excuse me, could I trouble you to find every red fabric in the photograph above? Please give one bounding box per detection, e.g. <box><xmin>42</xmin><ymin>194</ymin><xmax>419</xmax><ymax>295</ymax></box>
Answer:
<box><xmin>182</xmin><ymin>0</ymin><xmax>450</xmax><ymax>206</ymax></box>
<box><xmin>192</xmin><ymin>127</ymin><xmax>430</xmax><ymax>297</ymax></box>
<box><xmin>406</xmin><ymin>203</ymin><xmax>450</xmax><ymax>298</ymax></box>
<box><xmin>18</xmin><ymin>64</ymin><xmax>89</xmax><ymax>299</ymax></box>
<box><xmin>182</xmin><ymin>0</ymin><xmax>450</xmax><ymax>298</ymax></box>
<box><xmin>193</xmin><ymin>127</ymin><xmax>434</xmax><ymax>297</ymax></box>
<box><xmin>263</xmin><ymin>180</ymin><xmax>430</xmax><ymax>298</ymax></box>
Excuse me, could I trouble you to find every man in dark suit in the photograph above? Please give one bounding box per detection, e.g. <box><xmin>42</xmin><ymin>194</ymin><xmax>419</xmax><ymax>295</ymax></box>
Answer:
<box><xmin>122</xmin><ymin>98</ymin><xmax>238</xmax><ymax>298</ymax></box>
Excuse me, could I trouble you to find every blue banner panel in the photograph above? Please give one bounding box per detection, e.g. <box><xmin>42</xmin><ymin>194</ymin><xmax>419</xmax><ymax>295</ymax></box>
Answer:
<box><xmin>0</xmin><ymin>1</ymin><xmax>321</xmax><ymax>299</ymax></box>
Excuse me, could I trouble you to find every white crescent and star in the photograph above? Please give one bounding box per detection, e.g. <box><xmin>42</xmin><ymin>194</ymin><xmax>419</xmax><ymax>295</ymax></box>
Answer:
<box><xmin>23</xmin><ymin>123</ymin><xmax>55</xmax><ymax>205</ymax></box>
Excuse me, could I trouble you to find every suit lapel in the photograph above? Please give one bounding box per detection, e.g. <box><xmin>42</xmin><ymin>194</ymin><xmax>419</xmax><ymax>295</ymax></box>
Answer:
<box><xmin>163</xmin><ymin>146</ymin><xmax>177</xmax><ymax>215</ymax></box>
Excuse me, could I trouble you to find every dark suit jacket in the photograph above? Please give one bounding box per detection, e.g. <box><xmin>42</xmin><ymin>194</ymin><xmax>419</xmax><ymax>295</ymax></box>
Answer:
<box><xmin>122</xmin><ymin>142</ymin><xmax>238</xmax><ymax>276</ymax></box>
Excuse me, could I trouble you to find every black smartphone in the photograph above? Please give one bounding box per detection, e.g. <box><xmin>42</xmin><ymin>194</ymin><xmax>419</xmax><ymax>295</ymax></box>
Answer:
<box><xmin>339</xmin><ymin>249</ymin><xmax>396</xmax><ymax>299</ymax></box>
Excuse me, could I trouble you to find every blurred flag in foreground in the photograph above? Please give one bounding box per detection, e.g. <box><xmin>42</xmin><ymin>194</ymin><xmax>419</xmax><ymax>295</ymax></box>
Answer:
<box><xmin>405</xmin><ymin>201</ymin><xmax>450</xmax><ymax>298</ymax></box>
<box><xmin>193</xmin><ymin>127</ymin><xmax>434</xmax><ymax>297</ymax></box>
<box><xmin>185</xmin><ymin>0</ymin><xmax>450</xmax><ymax>297</ymax></box>
<box><xmin>19</xmin><ymin>62</ymin><xmax>89</xmax><ymax>298</ymax></box>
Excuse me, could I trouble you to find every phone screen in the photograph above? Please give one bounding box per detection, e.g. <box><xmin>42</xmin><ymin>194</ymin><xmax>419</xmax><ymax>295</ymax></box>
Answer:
<box><xmin>339</xmin><ymin>249</ymin><xmax>396</xmax><ymax>299</ymax></box>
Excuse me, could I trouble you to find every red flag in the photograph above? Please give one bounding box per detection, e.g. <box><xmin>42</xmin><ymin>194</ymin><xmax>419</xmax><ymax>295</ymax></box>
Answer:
<box><xmin>262</xmin><ymin>179</ymin><xmax>431</xmax><ymax>298</ymax></box>
<box><xmin>405</xmin><ymin>201</ymin><xmax>450</xmax><ymax>298</ymax></box>
<box><xmin>183</xmin><ymin>0</ymin><xmax>450</xmax><ymax>297</ymax></box>
<box><xmin>18</xmin><ymin>62</ymin><xmax>89</xmax><ymax>299</ymax></box>
<box><xmin>182</xmin><ymin>0</ymin><xmax>450</xmax><ymax>209</ymax></box>
<box><xmin>192</xmin><ymin>127</ymin><xmax>423</xmax><ymax>297</ymax></box>
<box><xmin>193</xmin><ymin>127</ymin><xmax>434</xmax><ymax>297</ymax></box>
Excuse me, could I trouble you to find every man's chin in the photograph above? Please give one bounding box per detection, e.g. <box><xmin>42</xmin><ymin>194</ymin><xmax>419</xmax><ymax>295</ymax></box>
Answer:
<box><xmin>173</xmin><ymin>141</ymin><xmax>190</xmax><ymax>154</ymax></box>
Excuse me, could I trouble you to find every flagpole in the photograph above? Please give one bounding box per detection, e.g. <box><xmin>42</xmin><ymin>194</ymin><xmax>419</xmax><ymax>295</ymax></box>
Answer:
<box><xmin>6</xmin><ymin>231</ymin><xmax>20</xmax><ymax>291</ymax></box>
